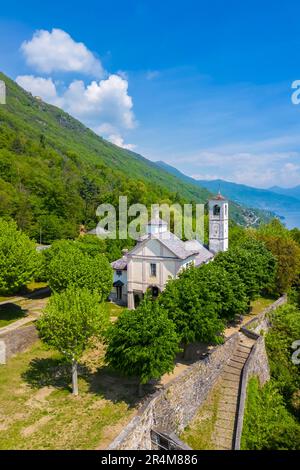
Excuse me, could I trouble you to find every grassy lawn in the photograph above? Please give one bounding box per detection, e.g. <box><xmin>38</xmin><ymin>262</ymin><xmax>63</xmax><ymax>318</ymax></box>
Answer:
<box><xmin>179</xmin><ymin>382</ymin><xmax>222</xmax><ymax>450</ymax></box>
<box><xmin>106</xmin><ymin>302</ymin><xmax>125</xmax><ymax>319</ymax></box>
<box><xmin>250</xmin><ymin>296</ymin><xmax>276</xmax><ymax>316</ymax></box>
<box><xmin>0</xmin><ymin>282</ymin><xmax>48</xmax><ymax>304</ymax></box>
<box><xmin>0</xmin><ymin>303</ymin><xmax>28</xmax><ymax>328</ymax></box>
<box><xmin>0</xmin><ymin>340</ymin><xmax>137</xmax><ymax>449</ymax></box>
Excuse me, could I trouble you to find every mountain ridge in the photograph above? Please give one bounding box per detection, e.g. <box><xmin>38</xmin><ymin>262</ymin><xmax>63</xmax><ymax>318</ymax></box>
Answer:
<box><xmin>156</xmin><ymin>161</ymin><xmax>300</xmax><ymax>218</ymax></box>
<box><xmin>0</xmin><ymin>72</ymin><xmax>272</xmax><ymax>241</ymax></box>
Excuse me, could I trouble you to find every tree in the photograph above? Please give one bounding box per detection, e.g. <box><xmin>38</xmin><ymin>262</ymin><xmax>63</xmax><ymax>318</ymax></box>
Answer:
<box><xmin>0</xmin><ymin>218</ymin><xmax>41</xmax><ymax>295</ymax></box>
<box><xmin>37</xmin><ymin>286</ymin><xmax>108</xmax><ymax>395</ymax></box>
<box><xmin>159</xmin><ymin>266</ymin><xmax>225</xmax><ymax>356</ymax></box>
<box><xmin>105</xmin><ymin>293</ymin><xmax>180</xmax><ymax>395</ymax></box>
<box><xmin>265</xmin><ymin>304</ymin><xmax>300</xmax><ymax>408</ymax></box>
<box><xmin>46</xmin><ymin>242</ymin><xmax>112</xmax><ymax>299</ymax></box>
<box><xmin>257</xmin><ymin>234</ymin><xmax>300</xmax><ymax>295</ymax></box>
<box><xmin>214</xmin><ymin>239</ymin><xmax>277</xmax><ymax>300</ymax></box>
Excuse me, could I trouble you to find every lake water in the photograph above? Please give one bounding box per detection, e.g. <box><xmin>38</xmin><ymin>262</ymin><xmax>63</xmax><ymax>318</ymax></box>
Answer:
<box><xmin>278</xmin><ymin>210</ymin><xmax>300</xmax><ymax>229</ymax></box>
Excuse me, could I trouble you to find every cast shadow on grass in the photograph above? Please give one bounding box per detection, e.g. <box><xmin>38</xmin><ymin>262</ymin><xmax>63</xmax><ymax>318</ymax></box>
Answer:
<box><xmin>86</xmin><ymin>365</ymin><xmax>157</xmax><ymax>408</ymax></box>
<box><xmin>0</xmin><ymin>303</ymin><xmax>28</xmax><ymax>326</ymax></box>
<box><xmin>22</xmin><ymin>357</ymin><xmax>74</xmax><ymax>392</ymax></box>
<box><xmin>21</xmin><ymin>357</ymin><xmax>147</xmax><ymax>406</ymax></box>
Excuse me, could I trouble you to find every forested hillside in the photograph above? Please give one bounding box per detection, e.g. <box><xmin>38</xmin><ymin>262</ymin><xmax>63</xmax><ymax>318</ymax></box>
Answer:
<box><xmin>0</xmin><ymin>73</ymin><xmax>269</xmax><ymax>242</ymax></box>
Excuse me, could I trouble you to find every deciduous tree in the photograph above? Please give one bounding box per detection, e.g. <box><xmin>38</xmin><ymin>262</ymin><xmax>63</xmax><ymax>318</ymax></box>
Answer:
<box><xmin>37</xmin><ymin>286</ymin><xmax>108</xmax><ymax>395</ymax></box>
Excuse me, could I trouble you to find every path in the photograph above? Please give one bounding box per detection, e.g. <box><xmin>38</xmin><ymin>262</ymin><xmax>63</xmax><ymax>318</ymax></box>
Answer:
<box><xmin>211</xmin><ymin>334</ymin><xmax>254</xmax><ymax>449</ymax></box>
<box><xmin>0</xmin><ymin>293</ymin><xmax>49</xmax><ymax>335</ymax></box>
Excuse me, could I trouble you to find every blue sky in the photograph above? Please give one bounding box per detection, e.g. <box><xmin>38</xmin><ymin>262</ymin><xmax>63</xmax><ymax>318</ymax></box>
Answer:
<box><xmin>1</xmin><ymin>0</ymin><xmax>300</xmax><ymax>188</ymax></box>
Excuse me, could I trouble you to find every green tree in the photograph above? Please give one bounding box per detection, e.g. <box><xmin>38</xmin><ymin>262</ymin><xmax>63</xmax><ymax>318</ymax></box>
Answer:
<box><xmin>159</xmin><ymin>266</ymin><xmax>225</xmax><ymax>355</ymax></box>
<box><xmin>37</xmin><ymin>286</ymin><xmax>108</xmax><ymax>395</ymax></box>
<box><xmin>46</xmin><ymin>242</ymin><xmax>112</xmax><ymax>299</ymax></box>
<box><xmin>214</xmin><ymin>239</ymin><xmax>277</xmax><ymax>300</ymax></box>
<box><xmin>195</xmin><ymin>263</ymin><xmax>248</xmax><ymax>321</ymax></box>
<box><xmin>105</xmin><ymin>293</ymin><xmax>180</xmax><ymax>395</ymax></box>
<box><xmin>0</xmin><ymin>218</ymin><xmax>41</xmax><ymax>294</ymax></box>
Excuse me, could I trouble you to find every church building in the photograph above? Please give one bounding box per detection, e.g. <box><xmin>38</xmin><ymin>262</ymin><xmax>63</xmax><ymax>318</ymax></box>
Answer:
<box><xmin>110</xmin><ymin>193</ymin><xmax>229</xmax><ymax>309</ymax></box>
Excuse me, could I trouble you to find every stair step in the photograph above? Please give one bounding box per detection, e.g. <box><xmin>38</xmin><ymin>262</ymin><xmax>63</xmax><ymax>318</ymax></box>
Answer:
<box><xmin>222</xmin><ymin>373</ymin><xmax>240</xmax><ymax>384</ymax></box>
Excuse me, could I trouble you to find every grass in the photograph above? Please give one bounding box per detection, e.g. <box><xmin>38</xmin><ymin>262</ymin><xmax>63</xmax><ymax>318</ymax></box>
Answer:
<box><xmin>250</xmin><ymin>296</ymin><xmax>276</xmax><ymax>316</ymax></box>
<box><xmin>106</xmin><ymin>302</ymin><xmax>125</xmax><ymax>319</ymax></box>
<box><xmin>0</xmin><ymin>282</ymin><xmax>48</xmax><ymax>303</ymax></box>
<box><xmin>0</xmin><ymin>340</ymin><xmax>137</xmax><ymax>449</ymax></box>
<box><xmin>179</xmin><ymin>382</ymin><xmax>222</xmax><ymax>450</ymax></box>
<box><xmin>0</xmin><ymin>303</ymin><xmax>27</xmax><ymax>328</ymax></box>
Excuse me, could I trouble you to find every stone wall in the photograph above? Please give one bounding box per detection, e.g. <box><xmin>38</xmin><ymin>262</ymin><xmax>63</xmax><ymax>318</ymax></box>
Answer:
<box><xmin>0</xmin><ymin>322</ymin><xmax>38</xmax><ymax>364</ymax></box>
<box><xmin>109</xmin><ymin>333</ymin><xmax>241</xmax><ymax>450</ymax></box>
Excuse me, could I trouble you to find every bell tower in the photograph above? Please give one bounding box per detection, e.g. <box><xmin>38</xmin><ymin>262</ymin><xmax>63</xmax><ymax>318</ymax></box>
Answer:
<box><xmin>209</xmin><ymin>191</ymin><xmax>229</xmax><ymax>254</ymax></box>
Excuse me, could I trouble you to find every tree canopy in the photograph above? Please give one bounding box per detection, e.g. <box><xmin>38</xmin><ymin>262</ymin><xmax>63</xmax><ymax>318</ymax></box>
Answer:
<box><xmin>105</xmin><ymin>293</ymin><xmax>180</xmax><ymax>389</ymax></box>
<box><xmin>46</xmin><ymin>241</ymin><xmax>112</xmax><ymax>299</ymax></box>
<box><xmin>159</xmin><ymin>265</ymin><xmax>226</xmax><ymax>350</ymax></box>
<box><xmin>37</xmin><ymin>286</ymin><xmax>108</xmax><ymax>395</ymax></box>
<box><xmin>0</xmin><ymin>218</ymin><xmax>41</xmax><ymax>295</ymax></box>
<box><xmin>214</xmin><ymin>238</ymin><xmax>277</xmax><ymax>299</ymax></box>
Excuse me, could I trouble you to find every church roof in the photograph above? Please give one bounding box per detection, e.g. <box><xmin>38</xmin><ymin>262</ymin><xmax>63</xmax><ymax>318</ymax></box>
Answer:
<box><xmin>111</xmin><ymin>231</ymin><xmax>213</xmax><ymax>269</ymax></box>
<box><xmin>111</xmin><ymin>255</ymin><xmax>128</xmax><ymax>270</ymax></box>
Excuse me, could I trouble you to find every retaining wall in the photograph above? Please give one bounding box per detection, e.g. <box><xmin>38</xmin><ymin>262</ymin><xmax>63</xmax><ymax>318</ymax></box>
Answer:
<box><xmin>109</xmin><ymin>333</ymin><xmax>241</xmax><ymax>450</ymax></box>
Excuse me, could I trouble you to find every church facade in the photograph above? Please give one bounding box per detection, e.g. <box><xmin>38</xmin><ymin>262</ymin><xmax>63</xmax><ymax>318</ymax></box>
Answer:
<box><xmin>110</xmin><ymin>193</ymin><xmax>229</xmax><ymax>309</ymax></box>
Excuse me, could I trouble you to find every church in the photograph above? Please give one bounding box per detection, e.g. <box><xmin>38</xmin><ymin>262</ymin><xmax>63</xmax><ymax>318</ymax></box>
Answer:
<box><xmin>110</xmin><ymin>193</ymin><xmax>229</xmax><ymax>309</ymax></box>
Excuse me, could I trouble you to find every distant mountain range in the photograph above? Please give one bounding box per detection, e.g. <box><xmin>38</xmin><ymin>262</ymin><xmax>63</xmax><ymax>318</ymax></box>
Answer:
<box><xmin>156</xmin><ymin>161</ymin><xmax>300</xmax><ymax>223</ymax></box>
<box><xmin>269</xmin><ymin>185</ymin><xmax>300</xmax><ymax>201</ymax></box>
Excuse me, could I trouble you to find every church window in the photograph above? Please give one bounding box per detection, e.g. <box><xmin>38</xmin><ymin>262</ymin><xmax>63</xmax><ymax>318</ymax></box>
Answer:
<box><xmin>150</xmin><ymin>263</ymin><xmax>157</xmax><ymax>277</ymax></box>
<box><xmin>116</xmin><ymin>270</ymin><xmax>122</xmax><ymax>276</ymax></box>
<box><xmin>213</xmin><ymin>204</ymin><xmax>220</xmax><ymax>216</ymax></box>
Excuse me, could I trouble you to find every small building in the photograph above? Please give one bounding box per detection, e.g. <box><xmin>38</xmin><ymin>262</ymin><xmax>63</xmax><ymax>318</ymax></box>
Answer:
<box><xmin>110</xmin><ymin>193</ymin><xmax>229</xmax><ymax>309</ymax></box>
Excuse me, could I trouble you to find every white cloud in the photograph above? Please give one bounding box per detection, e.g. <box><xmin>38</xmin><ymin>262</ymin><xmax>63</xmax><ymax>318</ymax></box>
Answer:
<box><xmin>62</xmin><ymin>75</ymin><xmax>136</xmax><ymax>129</ymax></box>
<box><xmin>16</xmin><ymin>75</ymin><xmax>61</xmax><ymax>104</ymax></box>
<box><xmin>21</xmin><ymin>28</ymin><xmax>104</xmax><ymax>77</ymax></box>
<box><xmin>16</xmin><ymin>73</ymin><xmax>136</xmax><ymax>149</ymax></box>
<box><xmin>105</xmin><ymin>133</ymin><xmax>136</xmax><ymax>150</ymax></box>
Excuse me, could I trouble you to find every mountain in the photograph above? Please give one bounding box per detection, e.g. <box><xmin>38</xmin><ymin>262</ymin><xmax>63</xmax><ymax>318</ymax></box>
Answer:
<box><xmin>156</xmin><ymin>161</ymin><xmax>300</xmax><ymax>220</ymax></box>
<box><xmin>269</xmin><ymin>185</ymin><xmax>300</xmax><ymax>201</ymax></box>
<box><xmin>0</xmin><ymin>72</ymin><xmax>271</xmax><ymax>242</ymax></box>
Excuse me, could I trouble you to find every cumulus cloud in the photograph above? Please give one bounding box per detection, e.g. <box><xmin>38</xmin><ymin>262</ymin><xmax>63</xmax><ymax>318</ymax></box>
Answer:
<box><xmin>16</xmin><ymin>73</ymin><xmax>136</xmax><ymax>150</ymax></box>
<box><xmin>21</xmin><ymin>28</ymin><xmax>104</xmax><ymax>77</ymax></box>
<box><xmin>16</xmin><ymin>75</ymin><xmax>61</xmax><ymax>104</ymax></box>
<box><xmin>62</xmin><ymin>75</ymin><xmax>135</xmax><ymax>129</ymax></box>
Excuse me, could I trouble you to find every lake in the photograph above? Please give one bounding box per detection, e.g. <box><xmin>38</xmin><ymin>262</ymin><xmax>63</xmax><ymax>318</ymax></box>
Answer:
<box><xmin>278</xmin><ymin>210</ymin><xmax>300</xmax><ymax>229</ymax></box>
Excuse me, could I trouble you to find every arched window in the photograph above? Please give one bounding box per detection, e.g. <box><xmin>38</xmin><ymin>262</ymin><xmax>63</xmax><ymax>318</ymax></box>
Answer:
<box><xmin>224</xmin><ymin>204</ymin><xmax>228</xmax><ymax>216</ymax></box>
<box><xmin>213</xmin><ymin>204</ymin><xmax>220</xmax><ymax>216</ymax></box>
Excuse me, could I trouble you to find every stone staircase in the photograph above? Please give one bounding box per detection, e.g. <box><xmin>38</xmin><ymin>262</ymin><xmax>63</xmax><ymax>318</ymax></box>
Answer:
<box><xmin>212</xmin><ymin>335</ymin><xmax>255</xmax><ymax>450</ymax></box>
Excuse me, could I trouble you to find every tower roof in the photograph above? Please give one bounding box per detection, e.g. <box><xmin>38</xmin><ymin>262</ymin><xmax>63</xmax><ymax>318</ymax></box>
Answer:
<box><xmin>211</xmin><ymin>190</ymin><xmax>226</xmax><ymax>201</ymax></box>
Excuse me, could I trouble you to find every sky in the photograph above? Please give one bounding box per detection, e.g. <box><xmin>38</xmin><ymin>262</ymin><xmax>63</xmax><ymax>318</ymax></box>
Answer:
<box><xmin>1</xmin><ymin>0</ymin><xmax>300</xmax><ymax>188</ymax></box>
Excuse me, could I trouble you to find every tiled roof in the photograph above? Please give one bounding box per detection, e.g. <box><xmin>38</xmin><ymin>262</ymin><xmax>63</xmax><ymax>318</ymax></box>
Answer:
<box><xmin>111</xmin><ymin>231</ymin><xmax>214</xmax><ymax>269</ymax></box>
<box><xmin>111</xmin><ymin>255</ymin><xmax>128</xmax><ymax>270</ymax></box>
<box><xmin>194</xmin><ymin>247</ymin><xmax>214</xmax><ymax>266</ymax></box>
